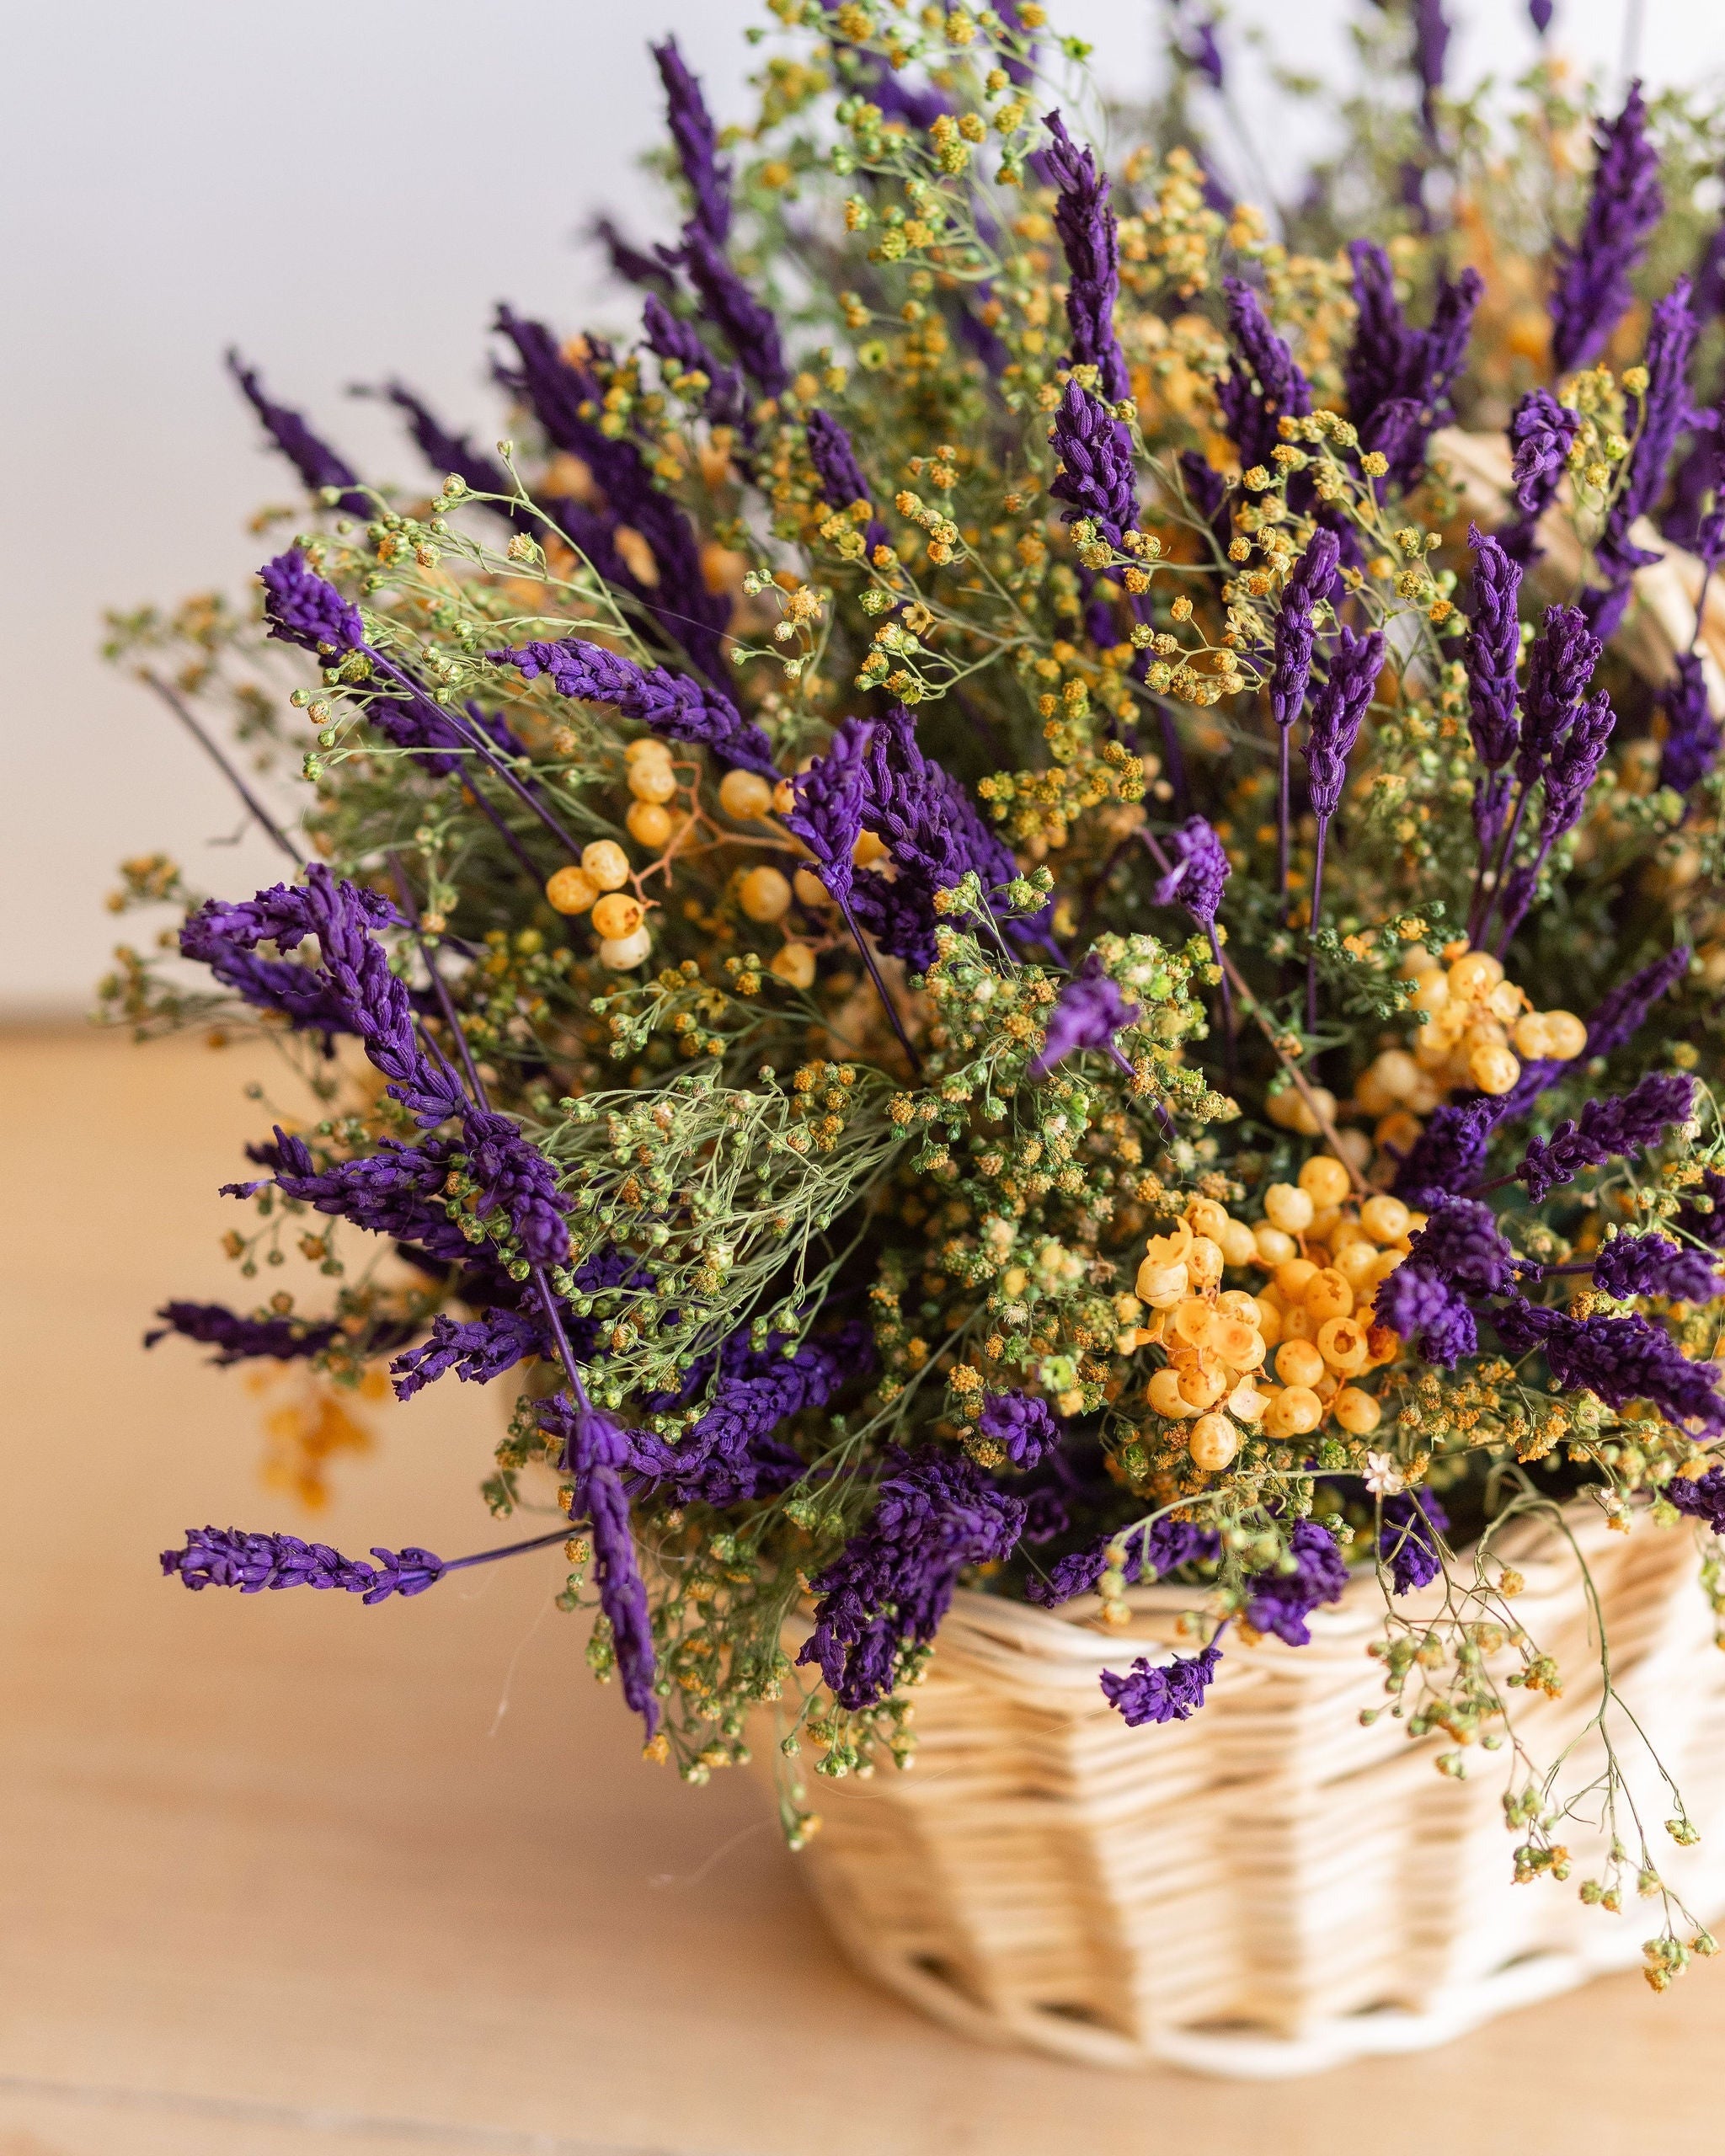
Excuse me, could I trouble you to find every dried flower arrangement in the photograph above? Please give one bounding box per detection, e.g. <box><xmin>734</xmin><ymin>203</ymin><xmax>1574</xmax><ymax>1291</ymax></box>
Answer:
<box><xmin>107</xmin><ymin>0</ymin><xmax>1725</xmax><ymax>1995</ymax></box>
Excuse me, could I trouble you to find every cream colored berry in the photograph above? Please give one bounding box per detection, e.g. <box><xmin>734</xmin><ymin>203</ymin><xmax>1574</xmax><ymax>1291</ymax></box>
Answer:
<box><xmin>1217</xmin><ymin>1216</ymin><xmax>1258</xmax><ymax>1268</ymax></box>
<box><xmin>1263</xmin><ymin>1385</ymin><xmax>1322</xmax><ymax>1438</ymax></box>
<box><xmin>1469</xmin><ymin>1043</ymin><xmax>1521</xmax><ymax>1096</ymax></box>
<box><xmin>599</xmin><ymin>926</ymin><xmax>653</xmax><ymax>970</ymax></box>
<box><xmin>740</xmin><ymin>866</ymin><xmax>793</xmax><ymax>922</ymax></box>
<box><xmin>1306</xmin><ymin>1267</ymin><xmax>1354</xmax><ymax>1324</ymax></box>
<box><xmin>1149</xmin><ymin>1366</ymin><xmax>1196</xmax><ymax>1418</ymax></box>
<box><xmin>625</xmin><ymin>736</ymin><xmax>670</xmax><ymax>766</ymax></box>
<box><xmin>1542</xmin><ymin>1009</ymin><xmax>1588</xmax><ymax>1059</ymax></box>
<box><xmin>1263</xmin><ymin>1182</ymin><xmax>1316</xmax><ymax>1235</ymax></box>
<box><xmin>1359</xmin><ymin>1194</ymin><xmax>1410</xmax><ymax>1244</ymax></box>
<box><xmin>1275</xmin><ymin>1337</ymin><xmax>1326</xmax><ymax>1390</ymax></box>
<box><xmin>1176</xmin><ymin>1358</ymin><xmax>1227</xmax><ymax>1411</ymax></box>
<box><xmin>1253</xmin><ymin>1223</ymin><xmax>1297</xmax><ymax>1267</ymax></box>
<box><xmin>1298</xmin><ymin>1155</ymin><xmax>1353</xmax><ymax>1209</ymax></box>
<box><xmin>628</xmin><ymin>759</ymin><xmax>678</xmax><ymax>804</ymax></box>
<box><xmin>1332</xmin><ymin>1385</ymin><xmax>1381</xmax><ymax>1433</ymax></box>
<box><xmin>1188</xmin><ymin>1414</ymin><xmax>1238</xmax><ymax>1472</ymax></box>
<box><xmin>771</xmin><ymin>942</ymin><xmax>818</xmax><ymax>989</ymax></box>
<box><xmin>793</xmin><ymin>867</ymin><xmax>832</xmax><ymax>908</ymax></box>
<box><xmin>1316</xmin><ymin>1315</ymin><xmax>1370</xmax><ymax>1374</ymax></box>
<box><xmin>590</xmin><ymin>893</ymin><xmax>644</xmax><ymax>941</ymax></box>
<box><xmin>1185</xmin><ymin>1235</ymin><xmax>1224</xmax><ymax>1289</ymax></box>
<box><xmin>852</xmin><ymin>829</ymin><xmax>888</xmax><ymax>867</ymax></box>
<box><xmin>1274</xmin><ymin>1257</ymin><xmax>1319</xmax><ymax>1303</ymax></box>
<box><xmin>626</xmin><ymin>800</ymin><xmax>675</xmax><ymax>849</ymax></box>
<box><xmin>1447</xmin><ymin>949</ymin><xmax>1504</xmax><ymax>1001</ymax></box>
<box><xmin>581</xmin><ymin>840</ymin><xmax>630</xmax><ymax>891</ymax></box>
<box><xmin>1135</xmin><ymin>1258</ymin><xmax>1189</xmax><ymax>1309</ymax></box>
<box><xmin>544</xmin><ymin>866</ymin><xmax>599</xmax><ymax>915</ymax></box>
<box><xmin>718</xmin><ymin>768</ymin><xmax>775</xmax><ymax>820</ymax></box>
<box><xmin>1186</xmin><ymin>1197</ymin><xmax>1231</xmax><ymax>1241</ymax></box>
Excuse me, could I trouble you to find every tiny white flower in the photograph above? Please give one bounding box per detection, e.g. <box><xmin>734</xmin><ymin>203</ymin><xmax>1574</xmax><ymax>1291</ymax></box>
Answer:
<box><xmin>1365</xmin><ymin>1451</ymin><xmax>1406</xmax><ymax>1497</ymax></box>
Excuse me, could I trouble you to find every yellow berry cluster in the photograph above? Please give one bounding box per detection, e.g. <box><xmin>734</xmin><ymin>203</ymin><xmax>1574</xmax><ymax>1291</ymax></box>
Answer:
<box><xmin>1356</xmin><ymin>943</ymin><xmax>1587</xmax><ymax>1144</ymax></box>
<box><xmin>1128</xmin><ymin>1157</ymin><xmax>1420</xmax><ymax>1470</ymax></box>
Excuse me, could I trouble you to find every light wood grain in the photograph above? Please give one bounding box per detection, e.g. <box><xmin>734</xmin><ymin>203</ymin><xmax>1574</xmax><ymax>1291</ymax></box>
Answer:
<box><xmin>3</xmin><ymin>1026</ymin><xmax>1722</xmax><ymax>2153</ymax></box>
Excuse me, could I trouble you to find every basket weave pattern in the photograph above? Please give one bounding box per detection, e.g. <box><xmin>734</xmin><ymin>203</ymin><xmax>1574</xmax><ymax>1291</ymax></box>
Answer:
<box><xmin>786</xmin><ymin>1508</ymin><xmax>1725</xmax><ymax>2076</ymax></box>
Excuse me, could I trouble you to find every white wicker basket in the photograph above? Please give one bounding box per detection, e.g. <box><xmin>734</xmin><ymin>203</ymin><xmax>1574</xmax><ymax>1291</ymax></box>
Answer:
<box><xmin>780</xmin><ymin>1506</ymin><xmax>1725</xmax><ymax>2077</ymax></box>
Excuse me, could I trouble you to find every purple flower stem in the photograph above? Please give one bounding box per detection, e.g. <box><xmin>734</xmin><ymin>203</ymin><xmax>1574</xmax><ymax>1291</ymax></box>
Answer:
<box><xmin>1305</xmin><ymin>819</ymin><xmax>1329</xmax><ymax>1035</ymax></box>
<box><xmin>390</xmin><ymin>858</ymin><xmax>490</xmax><ymax>1103</ymax></box>
<box><xmin>1139</xmin><ymin>828</ymin><xmax>1236</xmax><ymax>1091</ymax></box>
<box><xmin>1277</xmin><ymin>727</ymin><xmax>1293</xmax><ymax>929</ymax></box>
<box><xmin>141</xmin><ymin>668</ymin><xmax>305</xmax><ymax>867</ymax></box>
<box><xmin>442</xmin><ymin>1526</ymin><xmax>579</xmax><ymax>1574</ymax></box>
<box><xmin>1470</xmin><ymin>781</ymin><xmax>1533</xmax><ymax>947</ymax></box>
<box><xmin>836</xmin><ymin>894</ymin><xmax>924</xmax><ymax>1077</ymax></box>
<box><xmin>367</xmin><ymin>652</ymin><xmax>586</xmax><ymax>861</ymax></box>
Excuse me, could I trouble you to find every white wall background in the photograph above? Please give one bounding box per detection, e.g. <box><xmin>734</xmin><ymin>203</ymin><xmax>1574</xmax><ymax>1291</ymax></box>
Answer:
<box><xmin>3</xmin><ymin>0</ymin><xmax>1721</xmax><ymax>1011</ymax></box>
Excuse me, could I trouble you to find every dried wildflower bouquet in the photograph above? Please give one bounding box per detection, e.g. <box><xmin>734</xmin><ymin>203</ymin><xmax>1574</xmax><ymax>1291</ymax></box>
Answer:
<box><xmin>111</xmin><ymin>0</ymin><xmax>1725</xmax><ymax>2043</ymax></box>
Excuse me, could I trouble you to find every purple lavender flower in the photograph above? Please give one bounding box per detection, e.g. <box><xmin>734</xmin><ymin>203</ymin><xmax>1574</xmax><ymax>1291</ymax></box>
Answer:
<box><xmin>1374</xmin><ymin>1263</ymin><xmax>1478</xmax><ymax>1368</ymax></box>
<box><xmin>1392</xmin><ymin>1094</ymin><xmax>1503</xmax><ymax>1206</ymax></box>
<box><xmin>1269</xmin><ymin>531</ymin><xmax>1341</xmax><ymax>733</ymax></box>
<box><xmin>1463</xmin><ymin>526</ymin><xmax>1523</xmax><ymax>771</ymax></box>
<box><xmin>493</xmin><ymin>307</ymin><xmax>731</xmax><ymax>683</ymax></box>
<box><xmin>1379</xmin><ymin>1490</ymin><xmax>1449</xmax><ymax>1594</ymax></box>
<box><xmin>1495</xmin><ymin>1298</ymin><xmax>1725</xmax><ymax>1435</ymax></box>
<box><xmin>1041</xmin><ymin>111</ymin><xmax>1130</xmax><ymax>405</ymax></box>
<box><xmin>390</xmin><ymin>1305</ymin><xmax>548</xmax><ymax>1401</ymax></box>
<box><xmin>1500</xmin><ymin>388</ymin><xmax>1581</xmax><ymax>563</ymax></box>
<box><xmin>642</xmin><ymin>296</ymin><xmax>746</xmax><ymax>430</ymax></box>
<box><xmin>1412</xmin><ymin>0</ymin><xmax>1450</xmax><ymax>141</ymax></box>
<box><xmin>491</xmin><ymin>638</ymin><xmax>775</xmax><ymax>776</ymax></box>
<box><xmin>1182</xmin><ymin>18</ymin><xmax>1225</xmax><ymax>92</ymax></box>
<box><xmin>1303</xmin><ymin>626</ymin><xmax>1385</xmax><ymax>820</ymax></box>
<box><xmin>144</xmin><ymin>1300</ymin><xmax>339</xmax><ymax>1365</ymax></box>
<box><xmin>1535</xmin><ymin>688</ymin><xmax>1616</xmax><ymax>844</ymax></box>
<box><xmin>179</xmin><ymin>867</ymin><xmax>413</xmax><ymax>1049</ymax></box>
<box><xmin>1178</xmin><ymin>448</ymin><xmax>1227</xmax><ymax>529</ymax></box>
<box><xmin>779</xmin><ymin>717</ymin><xmax>874</xmax><ymax>905</ymax></box>
<box><xmin>1343</xmin><ymin>243</ymin><xmax>1482</xmax><ymax>488</ymax></box>
<box><xmin>1405</xmin><ymin>1198</ymin><xmax>1518</xmax><ymax>1294</ymax></box>
<box><xmin>1242</xmin><ymin>1519</ymin><xmax>1348</xmax><ymax>1646</ymax></box>
<box><xmin>1100</xmin><ymin>1642</ymin><xmax>1221</xmax><ymax>1725</ymax></box>
<box><xmin>858</xmin><ymin>707</ymin><xmax>1045</xmax><ymax>957</ymax></box>
<box><xmin>1550</xmin><ymin>83</ymin><xmax>1665</xmax><ymax>376</ymax></box>
<box><xmin>542</xmin><ymin>1392</ymin><xmax>660</xmax><ymax>1734</ymax></box>
<box><xmin>1530</xmin><ymin>0</ymin><xmax>1554</xmax><ymax>35</ymax></box>
<box><xmin>250</xmin><ymin>1128</ymin><xmax>472</xmax><ymax>1267</ymax></box>
<box><xmin>1152</xmin><ymin>815</ymin><xmax>1231</xmax><ymax>927</ymax></box>
<box><xmin>1049</xmin><ymin>379</ymin><xmax>1138</xmax><ymax>547</ymax></box>
<box><xmin>652</xmin><ymin>37</ymin><xmax>731</xmax><ymax>246</ymax></box>
<box><xmin>163</xmin><ymin>1527</ymin><xmax>445</xmax><ymax>1602</ymax></box>
<box><xmin>460</xmin><ymin>1104</ymin><xmax>571</xmax><ymax>1269</ymax></box>
<box><xmin>227</xmin><ymin>353</ymin><xmax>371</xmax><ymax>517</ymax></box>
<box><xmin>624</xmin><ymin>1322</ymin><xmax>873</xmax><ymax>1508</ymax></box>
<box><xmin>678</xmin><ymin>225</ymin><xmax>787</xmax><ymax>398</ymax></box>
<box><xmin>1660</xmin><ymin>651</ymin><xmax>1723</xmax><ymax>795</ymax></box>
<box><xmin>797</xmin><ymin>1449</ymin><xmax>1026</xmax><ymax>1710</ymax></box>
<box><xmin>1026</xmin><ymin>1516</ymin><xmax>1220</xmax><ymax>1606</ymax></box>
<box><xmin>1216</xmin><ymin>278</ymin><xmax>1313</xmax><ymax>475</ymax></box>
<box><xmin>805</xmin><ymin>409</ymin><xmax>889</xmax><ymax>555</ymax></box>
<box><xmin>1583</xmin><ymin>281</ymin><xmax>1698</xmax><ymax>641</ymax></box>
<box><xmin>1583</xmin><ymin>946</ymin><xmax>1690</xmax><ymax>1059</ymax></box>
<box><xmin>258</xmin><ymin>547</ymin><xmax>364</xmax><ymax>657</ymax></box>
<box><xmin>1028</xmin><ymin>954</ymin><xmax>1140</xmax><ymax>1080</ymax></box>
<box><xmin>1593</xmin><ymin>1232</ymin><xmax>1724</xmax><ymax>1303</ymax></box>
<box><xmin>1517</xmin><ymin>1071</ymin><xmax>1696</xmax><ymax>1202</ymax></box>
<box><xmin>592</xmin><ymin>215</ymin><xmax>679</xmax><ymax>297</ymax></box>
<box><xmin>1668</xmin><ymin>1464</ymin><xmax>1725</xmax><ymax>1530</ymax></box>
<box><xmin>976</xmin><ymin>1391</ymin><xmax>1063</xmax><ymax>1468</ymax></box>
<box><xmin>1515</xmin><ymin>605</ymin><xmax>1600</xmax><ymax>793</ymax></box>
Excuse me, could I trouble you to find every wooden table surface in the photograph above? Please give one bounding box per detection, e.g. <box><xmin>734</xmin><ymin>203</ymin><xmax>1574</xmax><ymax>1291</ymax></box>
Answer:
<box><xmin>4</xmin><ymin>1023</ymin><xmax>1722</xmax><ymax>2156</ymax></box>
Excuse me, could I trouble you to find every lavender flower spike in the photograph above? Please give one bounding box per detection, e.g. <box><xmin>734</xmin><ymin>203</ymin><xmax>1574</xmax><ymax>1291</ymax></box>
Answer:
<box><xmin>163</xmin><ymin>1527</ymin><xmax>445</xmax><ymax>1601</ymax></box>
<box><xmin>652</xmin><ymin>37</ymin><xmax>731</xmax><ymax>246</ymax></box>
<box><xmin>1153</xmin><ymin>816</ymin><xmax>1231</xmax><ymax>927</ymax></box>
<box><xmin>1500</xmin><ymin>388</ymin><xmax>1580</xmax><ymax>564</ymax></box>
<box><xmin>1463</xmin><ymin>526</ymin><xmax>1523</xmax><ymax>771</ymax></box>
<box><xmin>806</xmin><ymin>409</ymin><xmax>889</xmax><ymax>556</ymax></box>
<box><xmin>1495</xmin><ymin>1299</ymin><xmax>1725</xmax><ymax>1437</ymax></box>
<box><xmin>1217</xmin><ymin>279</ymin><xmax>1313</xmax><ymax>476</ymax></box>
<box><xmin>1041</xmin><ymin>111</ymin><xmax>1130</xmax><ymax>405</ymax></box>
<box><xmin>491</xmin><ymin>638</ymin><xmax>775</xmax><ymax>776</ymax></box>
<box><xmin>975</xmin><ymin>1390</ymin><xmax>1063</xmax><ymax>1468</ymax></box>
<box><xmin>1029</xmin><ymin>954</ymin><xmax>1140</xmax><ymax>1080</ymax></box>
<box><xmin>1101</xmin><ymin>1642</ymin><xmax>1221</xmax><ymax>1726</ymax></box>
<box><xmin>227</xmin><ymin>352</ymin><xmax>371</xmax><ymax>518</ymax></box>
<box><xmin>1660</xmin><ymin>650</ymin><xmax>1723</xmax><ymax>796</ymax></box>
<box><xmin>1049</xmin><ymin>379</ymin><xmax>1138</xmax><ymax>547</ymax></box>
<box><xmin>1550</xmin><ymin>82</ymin><xmax>1664</xmax><ymax>376</ymax></box>
<box><xmin>1379</xmin><ymin>1490</ymin><xmax>1449</xmax><ymax>1594</ymax></box>
<box><xmin>259</xmin><ymin>547</ymin><xmax>365</xmax><ymax>657</ymax></box>
<box><xmin>1583</xmin><ymin>281</ymin><xmax>1699</xmax><ymax>642</ymax></box>
<box><xmin>1303</xmin><ymin>625</ymin><xmax>1385</xmax><ymax>1027</ymax></box>
<box><xmin>542</xmin><ymin>1391</ymin><xmax>660</xmax><ymax>1736</ymax></box>
<box><xmin>1593</xmin><ymin>1232</ymin><xmax>1724</xmax><ymax>1305</ymax></box>
<box><xmin>1515</xmin><ymin>1070</ymin><xmax>1696</xmax><ymax>1202</ymax></box>
<box><xmin>679</xmin><ymin>224</ymin><xmax>787</xmax><ymax>398</ymax></box>
<box><xmin>1268</xmin><ymin>530</ymin><xmax>1340</xmax><ymax>910</ymax></box>
<box><xmin>1242</xmin><ymin>1519</ymin><xmax>1348</xmax><ymax>1646</ymax></box>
